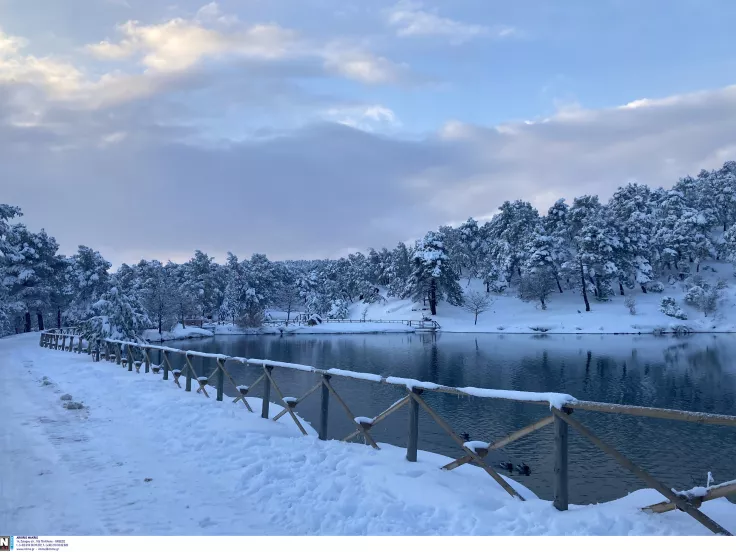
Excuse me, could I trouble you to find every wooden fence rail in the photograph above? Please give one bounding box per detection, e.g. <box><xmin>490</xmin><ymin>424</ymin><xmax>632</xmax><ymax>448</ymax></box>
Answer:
<box><xmin>38</xmin><ymin>329</ymin><xmax>736</xmax><ymax>535</ymax></box>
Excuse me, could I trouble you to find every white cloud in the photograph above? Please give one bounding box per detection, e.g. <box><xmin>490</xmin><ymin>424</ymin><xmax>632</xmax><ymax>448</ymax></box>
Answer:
<box><xmin>323</xmin><ymin>104</ymin><xmax>399</xmax><ymax>131</ymax></box>
<box><xmin>322</xmin><ymin>43</ymin><xmax>410</xmax><ymax>85</ymax></box>
<box><xmin>86</xmin><ymin>18</ymin><xmax>298</xmax><ymax>72</ymax></box>
<box><xmin>386</xmin><ymin>1</ymin><xmax>510</xmax><ymax>44</ymax></box>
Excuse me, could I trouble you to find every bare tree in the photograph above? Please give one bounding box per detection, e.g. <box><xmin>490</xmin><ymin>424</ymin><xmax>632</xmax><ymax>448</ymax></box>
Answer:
<box><xmin>462</xmin><ymin>290</ymin><xmax>493</xmax><ymax>325</ymax></box>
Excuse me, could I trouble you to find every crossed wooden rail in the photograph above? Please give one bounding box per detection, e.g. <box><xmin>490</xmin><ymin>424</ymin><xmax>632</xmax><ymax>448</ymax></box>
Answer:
<box><xmin>39</xmin><ymin>330</ymin><xmax>736</xmax><ymax>535</ymax></box>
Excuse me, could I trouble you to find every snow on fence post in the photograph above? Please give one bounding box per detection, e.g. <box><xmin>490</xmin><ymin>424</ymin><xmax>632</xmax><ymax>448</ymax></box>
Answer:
<box><xmin>261</xmin><ymin>366</ymin><xmax>272</xmax><ymax>419</ymax></box>
<box><xmin>407</xmin><ymin>390</ymin><xmax>422</xmax><ymax>462</ymax></box>
<box><xmin>319</xmin><ymin>375</ymin><xmax>330</xmax><ymax>440</ymax></box>
<box><xmin>553</xmin><ymin>407</ymin><xmax>571</xmax><ymax>511</ymax></box>
<box><xmin>163</xmin><ymin>350</ymin><xmax>170</xmax><ymax>380</ymax></box>
<box><xmin>216</xmin><ymin>359</ymin><xmax>225</xmax><ymax>402</ymax></box>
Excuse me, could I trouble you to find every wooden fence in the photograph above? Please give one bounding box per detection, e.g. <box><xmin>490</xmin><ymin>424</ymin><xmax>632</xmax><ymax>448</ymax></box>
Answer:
<box><xmin>259</xmin><ymin>318</ymin><xmax>441</xmax><ymax>330</ymax></box>
<box><xmin>39</xmin><ymin>329</ymin><xmax>736</xmax><ymax>535</ymax></box>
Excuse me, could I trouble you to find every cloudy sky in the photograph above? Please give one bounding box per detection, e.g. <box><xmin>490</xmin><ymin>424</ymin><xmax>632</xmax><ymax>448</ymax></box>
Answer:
<box><xmin>1</xmin><ymin>0</ymin><xmax>735</xmax><ymax>266</ymax></box>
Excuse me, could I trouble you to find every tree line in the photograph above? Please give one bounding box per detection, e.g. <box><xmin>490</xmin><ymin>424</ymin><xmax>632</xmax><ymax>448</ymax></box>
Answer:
<box><xmin>1</xmin><ymin>160</ymin><xmax>735</xmax><ymax>338</ymax></box>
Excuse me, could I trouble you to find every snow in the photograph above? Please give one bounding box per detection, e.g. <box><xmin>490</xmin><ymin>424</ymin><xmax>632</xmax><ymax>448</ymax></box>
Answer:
<box><xmin>345</xmin><ymin>264</ymin><xmax>736</xmax><ymax>335</ymax></box>
<box><xmin>464</xmin><ymin>440</ymin><xmax>490</xmax><ymax>453</ymax></box>
<box><xmin>212</xmin><ymin>322</ymin><xmax>415</xmax><ymax>336</ymax></box>
<box><xmin>325</xmin><ymin>368</ymin><xmax>383</xmax><ymax>382</ymax></box>
<box><xmin>282</xmin><ymin>397</ymin><xmax>298</xmax><ymax>404</ymax></box>
<box><xmin>247</xmin><ymin>359</ymin><xmax>315</xmax><ymax>372</ymax></box>
<box><xmin>3</xmin><ymin>332</ymin><xmax>736</xmax><ymax>536</ymax></box>
<box><xmin>142</xmin><ymin>323</ymin><xmax>214</xmax><ymax>343</ymax></box>
<box><xmin>385</xmin><ymin>376</ymin><xmax>441</xmax><ymax>391</ymax></box>
<box><xmin>456</xmin><ymin>387</ymin><xmax>576</xmax><ymax>410</ymax></box>
<box><xmin>354</xmin><ymin>416</ymin><xmax>374</xmax><ymax>425</ymax></box>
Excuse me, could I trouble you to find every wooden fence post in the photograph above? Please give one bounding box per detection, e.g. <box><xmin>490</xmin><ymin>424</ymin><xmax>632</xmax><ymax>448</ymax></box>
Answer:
<box><xmin>163</xmin><ymin>351</ymin><xmax>170</xmax><ymax>380</ymax></box>
<box><xmin>553</xmin><ymin>408</ymin><xmax>571</xmax><ymax>511</ymax></box>
<box><xmin>127</xmin><ymin>344</ymin><xmax>133</xmax><ymax>372</ymax></box>
<box><xmin>54</xmin><ymin>334</ymin><xmax>60</xmax><ymax>350</ymax></box>
<box><xmin>216</xmin><ymin>360</ymin><xmax>224</xmax><ymax>402</ymax></box>
<box><xmin>319</xmin><ymin>375</ymin><xmax>330</xmax><ymax>440</ymax></box>
<box><xmin>116</xmin><ymin>343</ymin><xmax>122</xmax><ymax>365</ymax></box>
<box><xmin>185</xmin><ymin>354</ymin><xmax>193</xmax><ymax>392</ymax></box>
<box><xmin>261</xmin><ymin>366</ymin><xmax>272</xmax><ymax>419</ymax></box>
<box><xmin>407</xmin><ymin>390</ymin><xmax>422</xmax><ymax>462</ymax></box>
<box><xmin>144</xmin><ymin>348</ymin><xmax>150</xmax><ymax>373</ymax></box>
<box><xmin>77</xmin><ymin>336</ymin><xmax>83</xmax><ymax>353</ymax></box>
<box><xmin>95</xmin><ymin>340</ymin><xmax>101</xmax><ymax>362</ymax></box>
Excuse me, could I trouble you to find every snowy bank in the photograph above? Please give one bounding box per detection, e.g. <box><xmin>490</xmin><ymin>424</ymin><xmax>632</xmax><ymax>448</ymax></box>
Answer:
<box><xmin>212</xmin><ymin>322</ymin><xmax>415</xmax><ymax>336</ymax></box>
<box><xmin>143</xmin><ymin>323</ymin><xmax>214</xmax><ymax>342</ymax></box>
<box><xmin>3</xmin><ymin>333</ymin><xmax>735</xmax><ymax>536</ymax></box>
<box><xmin>348</xmin><ymin>265</ymin><xmax>736</xmax><ymax>335</ymax></box>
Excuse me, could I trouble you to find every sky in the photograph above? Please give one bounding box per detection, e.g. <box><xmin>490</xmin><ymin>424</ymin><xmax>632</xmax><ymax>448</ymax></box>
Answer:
<box><xmin>1</xmin><ymin>0</ymin><xmax>735</xmax><ymax>266</ymax></box>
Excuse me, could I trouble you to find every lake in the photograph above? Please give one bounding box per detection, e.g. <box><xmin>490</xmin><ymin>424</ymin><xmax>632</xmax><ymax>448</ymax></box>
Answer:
<box><xmin>161</xmin><ymin>332</ymin><xmax>736</xmax><ymax>505</ymax></box>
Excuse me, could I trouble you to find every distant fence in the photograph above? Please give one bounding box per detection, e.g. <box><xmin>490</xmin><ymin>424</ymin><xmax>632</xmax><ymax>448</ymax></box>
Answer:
<box><xmin>39</xmin><ymin>328</ymin><xmax>736</xmax><ymax>535</ymax></box>
<box><xmin>259</xmin><ymin>318</ymin><xmax>441</xmax><ymax>330</ymax></box>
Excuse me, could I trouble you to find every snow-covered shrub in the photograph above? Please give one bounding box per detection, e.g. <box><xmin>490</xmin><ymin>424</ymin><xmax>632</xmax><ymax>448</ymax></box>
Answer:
<box><xmin>668</xmin><ymin>275</ymin><xmax>677</xmax><ymax>286</ymax></box>
<box><xmin>646</xmin><ymin>281</ymin><xmax>664</xmax><ymax>293</ymax></box>
<box><xmin>327</xmin><ymin>299</ymin><xmax>350</xmax><ymax>320</ymax></box>
<box><xmin>685</xmin><ymin>279</ymin><xmax>726</xmax><ymax>317</ymax></box>
<box><xmin>660</xmin><ymin>296</ymin><xmax>687</xmax><ymax>320</ymax></box>
<box><xmin>624</xmin><ymin>296</ymin><xmax>636</xmax><ymax>315</ymax></box>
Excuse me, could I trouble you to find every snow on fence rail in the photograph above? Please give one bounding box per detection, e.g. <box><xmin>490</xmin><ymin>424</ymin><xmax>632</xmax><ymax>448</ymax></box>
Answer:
<box><xmin>38</xmin><ymin>330</ymin><xmax>736</xmax><ymax>535</ymax></box>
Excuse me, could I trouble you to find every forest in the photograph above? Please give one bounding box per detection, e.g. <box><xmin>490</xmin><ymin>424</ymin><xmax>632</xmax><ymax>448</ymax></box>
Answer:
<box><xmin>1</xmin><ymin>160</ymin><xmax>735</xmax><ymax>339</ymax></box>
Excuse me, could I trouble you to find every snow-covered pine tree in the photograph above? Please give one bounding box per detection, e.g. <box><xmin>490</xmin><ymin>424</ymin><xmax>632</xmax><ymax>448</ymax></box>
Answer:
<box><xmin>272</xmin><ymin>264</ymin><xmax>303</xmax><ymax>325</ymax></box>
<box><xmin>83</xmin><ymin>286</ymin><xmax>151</xmax><ymax>341</ymax></box>
<box><xmin>404</xmin><ymin>231</ymin><xmax>463</xmax><ymax>315</ymax></box>
<box><xmin>137</xmin><ymin>259</ymin><xmax>177</xmax><ymax>333</ymax></box>
<box><xmin>386</xmin><ymin>242</ymin><xmax>411</xmax><ymax>297</ymax></box>
<box><xmin>607</xmin><ymin>183</ymin><xmax>654</xmax><ymax>293</ymax></box>
<box><xmin>184</xmin><ymin>250</ymin><xmax>218</xmax><ymax>319</ymax></box>
<box><xmin>524</xmin><ymin>224</ymin><xmax>564</xmax><ymax>294</ymax></box>
<box><xmin>63</xmin><ymin>245</ymin><xmax>112</xmax><ymax>324</ymax></box>
<box><xmin>1</xmin><ymin>225</ymin><xmax>64</xmax><ymax>331</ymax></box>
<box><xmin>455</xmin><ymin>217</ymin><xmax>482</xmax><ymax>283</ymax></box>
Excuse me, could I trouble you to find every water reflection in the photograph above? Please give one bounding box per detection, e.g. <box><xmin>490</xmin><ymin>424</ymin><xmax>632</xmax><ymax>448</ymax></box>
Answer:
<box><xmin>164</xmin><ymin>332</ymin><xmax>736</xmax><ymax>504</ymax></box>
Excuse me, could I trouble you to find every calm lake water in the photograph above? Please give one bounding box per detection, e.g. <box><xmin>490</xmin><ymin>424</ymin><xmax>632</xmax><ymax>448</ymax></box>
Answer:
<box><xmin>163</xmin><ymin>332</ymin><xmax>736</xmax><ymax>505</ymax></box>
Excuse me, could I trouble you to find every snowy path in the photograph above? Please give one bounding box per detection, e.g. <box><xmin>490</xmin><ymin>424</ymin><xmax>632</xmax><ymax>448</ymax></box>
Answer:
<box><xmin>2</xmin><ymin>333</ymin><xmax>735</xmax><ymax>536</ymax></box>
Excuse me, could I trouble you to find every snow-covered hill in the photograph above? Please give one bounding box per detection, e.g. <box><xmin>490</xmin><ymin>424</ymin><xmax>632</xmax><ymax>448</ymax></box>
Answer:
<box><xmin>348</xmin><ymin>262</ymin><xmax>736</xmax><ymax>335</ymax></box>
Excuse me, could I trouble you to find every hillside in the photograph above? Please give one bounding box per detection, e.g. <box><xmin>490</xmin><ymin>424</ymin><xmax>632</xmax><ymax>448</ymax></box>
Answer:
<box><xmin>348</xmin><ymin>262</ymin><xmax>736</xmax><ymax>335</ymax></box>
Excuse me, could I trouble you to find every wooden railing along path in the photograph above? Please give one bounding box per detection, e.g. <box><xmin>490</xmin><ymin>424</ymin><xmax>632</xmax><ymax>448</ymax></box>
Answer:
<box><xmin>39</xmin><ymin>328</ymin><xmax>736</xmax><ymax>535</ymax></box>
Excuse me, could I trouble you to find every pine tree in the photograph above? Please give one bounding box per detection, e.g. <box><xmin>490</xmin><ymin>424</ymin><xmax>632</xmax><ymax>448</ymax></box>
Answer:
<box><xmin>607</xmin><ymin>183</ymin><xmax>655</xmax><ymax>293</ymax></box>
<box><xmin>386</xmin><ymin>242</ymin><xmax>411</xmax><ymax>297</ymax></box>
<box><xmin>83</xmin><ymin>286</ymin><xmax>151</xmax><ymax>341</ymax></box>
<box><xmin>184</xmin><ymin>250</ymin><xmax>218</xmax><ymax>319</ymax></box>
<box><xmin>64</xmin><ymin>245</ymin><xmax>112</xmax><ymax>324</ymax></box>
<box><xmin>455</xmin><ymin>218</ymin><xmax>482</xmax><ymax>283</ymax></box>
<box><xmin>138</xmin><ymin>259</ymin><xmax>177</xmax><ymax>333</ymax></box>
<box><xmin>1</xmin><ymin>226</ymin><xmax>64</xmax><ymax>331</ymax></box>
<box><xmin>404</xmin><ymin>231</ymin><xmax>463</xmax><ymax>315</ymax></box>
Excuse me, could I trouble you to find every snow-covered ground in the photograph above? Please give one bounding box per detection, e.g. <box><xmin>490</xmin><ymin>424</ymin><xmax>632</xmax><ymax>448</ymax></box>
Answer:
<box><xmin>142</xmin><ymin>323</ymin><xmax>214</xmax><ymax>342</ymax></box>
<box><xmin>212</xmin><ymin>322</ymin><xmax>414</xmax><ymax>336</ymax></box>
<box><xmin>349</xmin><ymin>262</ymin><xmax>736</xmax><ymax>335</ymax></box>
<box><xmin>2</xmin><ymin>332</ymin><xmax>734</xmax><ymax>536</ymax></box>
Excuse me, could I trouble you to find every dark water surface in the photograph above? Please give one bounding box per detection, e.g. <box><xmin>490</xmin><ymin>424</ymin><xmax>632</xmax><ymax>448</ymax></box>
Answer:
<box><xmin>163</xmin><ymin>332</ymin><xmax>736</xmax><ymax>504</ymax></box>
